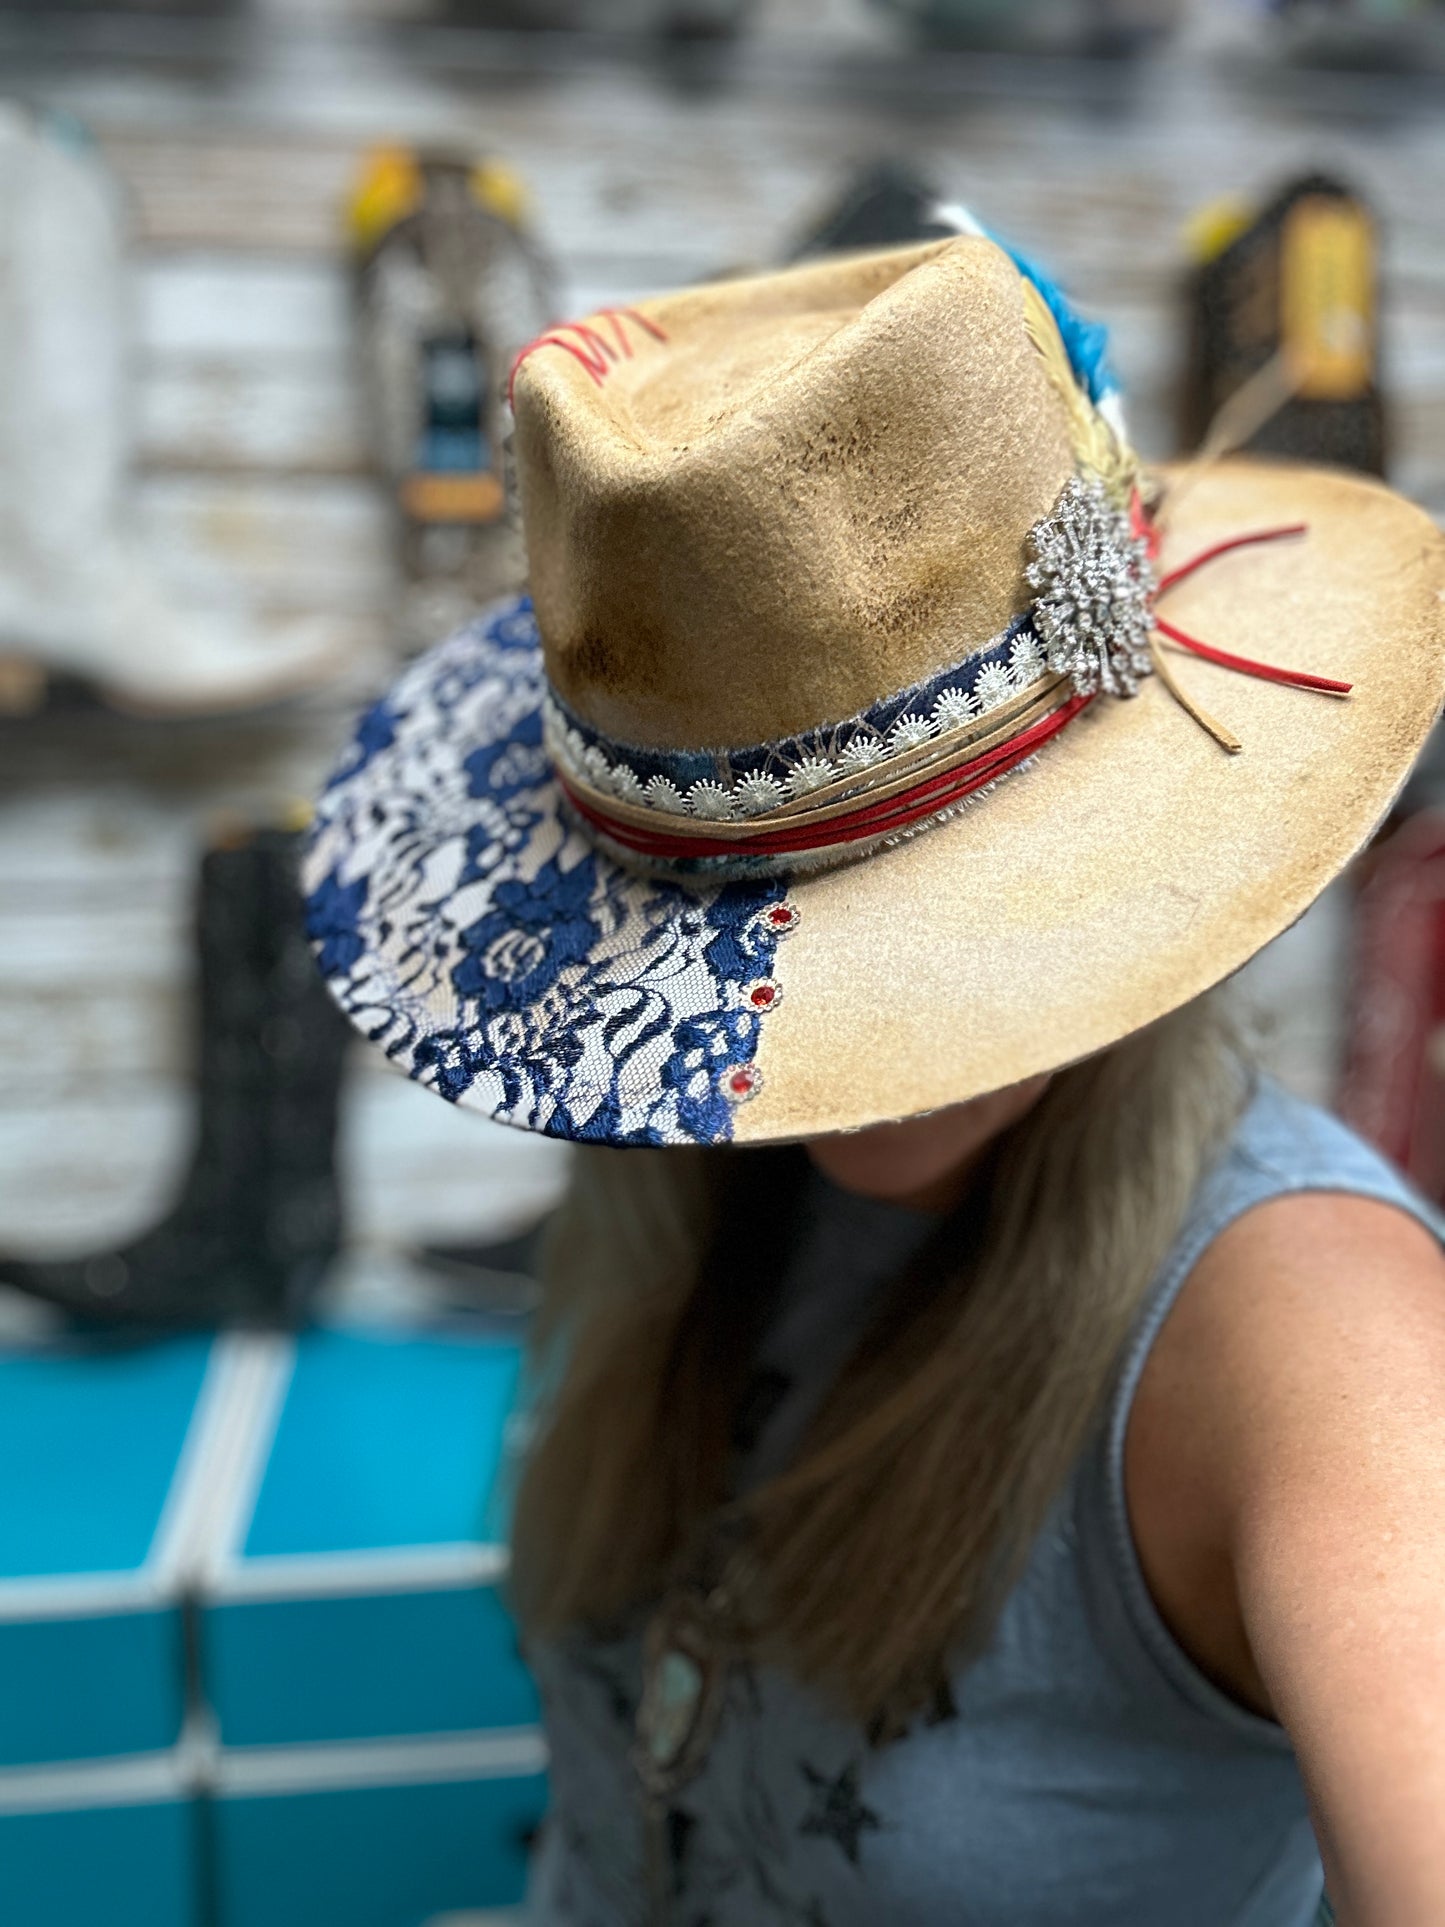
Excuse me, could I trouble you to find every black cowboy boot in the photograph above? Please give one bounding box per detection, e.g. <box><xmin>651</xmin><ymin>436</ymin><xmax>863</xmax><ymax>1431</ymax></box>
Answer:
<box><xmin>414</xmin><ymin>1214</ymin><xmax>552</xmax><ymax>1316</ymax></box>
<box><xmin>0</xmin><ymin>826</ymin><xmax>349</xmax><ymax>1328</ymax></box>
<box><xmin>785</xmin><ymin>159</ymin><xmax>954</xmax><ymax>263</ymax></box>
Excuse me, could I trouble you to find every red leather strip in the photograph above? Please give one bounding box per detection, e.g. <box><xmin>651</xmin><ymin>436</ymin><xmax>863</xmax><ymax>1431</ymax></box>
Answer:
<box><xmin>1156</xmin><ymin>523</ymin><xmax>1307</xmax><ymax>598</ymax></box>
<box><xmin>1131</xmin><ymin>488</ymin><xmax>1161</xmax><ymax>561</ymax></box>
<box><xmin>1154</xmin><ymin>617</ymin><xmax>1352</xmax><ymax>696</ymax></box>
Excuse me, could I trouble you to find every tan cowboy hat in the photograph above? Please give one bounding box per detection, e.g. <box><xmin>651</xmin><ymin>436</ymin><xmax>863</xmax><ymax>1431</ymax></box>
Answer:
<box><xmin>303</xmin><ymin>235</ymin><xmax>1445</xmax><ymax>1147</ymax></box>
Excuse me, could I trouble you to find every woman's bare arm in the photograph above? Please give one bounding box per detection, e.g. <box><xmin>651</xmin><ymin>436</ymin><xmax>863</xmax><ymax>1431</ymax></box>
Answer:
<box><xmin>1176</xmin><ymin>1192</ymin><xmax>1445</xmax><ymax>1925</ymax></box>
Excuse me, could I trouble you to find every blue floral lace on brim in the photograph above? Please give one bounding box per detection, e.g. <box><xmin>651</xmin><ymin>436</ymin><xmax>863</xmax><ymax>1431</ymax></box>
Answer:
<box><xmin>303</xmin><ymin>597</ymin><xmax>799</xmax><ymax>1148</ymax></box>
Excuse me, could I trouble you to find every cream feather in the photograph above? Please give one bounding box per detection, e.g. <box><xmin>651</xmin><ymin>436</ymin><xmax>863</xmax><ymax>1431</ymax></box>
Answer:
<box><xmin>1021</xmin><ymin>278</ymin><xmax>1139</xmax><ymax>505</ymax></box>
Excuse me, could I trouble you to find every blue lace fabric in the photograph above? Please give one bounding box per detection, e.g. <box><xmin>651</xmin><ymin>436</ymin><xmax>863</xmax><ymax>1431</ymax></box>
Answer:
<box><xmin>303</xmin><ymin>597</ymin><xmax>797</xmax><ymax>1146</ymax></box>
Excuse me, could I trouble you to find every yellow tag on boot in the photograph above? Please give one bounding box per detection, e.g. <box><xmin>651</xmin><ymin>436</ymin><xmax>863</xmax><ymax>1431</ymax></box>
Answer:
<box><xmin>1280</xmin><ymin>195</ymin><xmax>1375</xmax><ymax>401</ymax></box>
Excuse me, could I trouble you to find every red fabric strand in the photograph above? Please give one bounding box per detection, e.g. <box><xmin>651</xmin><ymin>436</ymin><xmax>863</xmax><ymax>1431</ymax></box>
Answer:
<box><xmin>619</xmin><ymin>306</ymin><xmax>668</xmax><ymax>343</ymax></box>
<box><xmin>1154</xmin><ymin>617</ymin><xmax>1352</xmax><ymax>695</ymax></box>
<box><xmin>1156</xmin><ymin>523</ymin><xmax>1307</xmax><ymax>598</ymax></box>
<box><xmin>508</xmin><ymin>333</ymin><xmax>604</xmax><ymax>403</ymax></box>
<box><xmin>557</xmin><ymin>320</ymin><xmax>620</xmax><ymax>366</ymax></box>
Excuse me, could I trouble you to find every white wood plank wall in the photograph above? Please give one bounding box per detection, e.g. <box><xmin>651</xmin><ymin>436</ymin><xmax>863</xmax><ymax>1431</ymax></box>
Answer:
<box><xmin>1</xmin><ymin>0</ymin><xmax>1442</xmax><ymax>1272</ymax></box>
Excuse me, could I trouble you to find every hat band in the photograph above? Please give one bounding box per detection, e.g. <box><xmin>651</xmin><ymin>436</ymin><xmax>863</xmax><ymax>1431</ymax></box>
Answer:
<box><xmin>558</xmin><ymin>686</ymin><xmax>1091</xmax><ymax>873</ymax></box>
<box><xmin>542</xmin><ymin>471</ymin><xmax>1154</xmax><ymax>878</ymax></box>
<box><xmin>545</xmin><ymin>603</ymin><xmax>1059</xmax><ymax>809</ymax></box>
<box><xmin>543</xmin><ymin>476</ymin><xmax>1350</xmax><ymax>881</ymax></box>
<box><xmin>543</xmin><ymin>650</ymin><xmax>1083</xmax><ymax>881</ymax></box>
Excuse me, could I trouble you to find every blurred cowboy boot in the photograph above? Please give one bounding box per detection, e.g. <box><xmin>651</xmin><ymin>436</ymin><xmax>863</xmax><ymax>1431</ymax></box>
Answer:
<box><xmin>1179</xmin><ymin>173</ymin><xmax>1387</xmax><ymax>478</ymax></box>
<box><xmin>349</xmin><ymin>145</ymin><xmax>557</xmax><ymax>646</ymax></box>
<box><xmin>786</xmin><ymin>159</ymin><xmax>955</xmax><ymax>262</ymax></box>
<box><xmin>0</xmin><ymin>826</ymin><xmax>349</xmax><ymax>1327</ymax></box>
<box><xmin>414</xmin><ymin>1215</ymin><xmax>552</xmax><ymax>1316</ymax></box>
<box><xmin>0</xmin><ymin>105</ymin><xmax>347</xmax><ymax>716</ymax></box>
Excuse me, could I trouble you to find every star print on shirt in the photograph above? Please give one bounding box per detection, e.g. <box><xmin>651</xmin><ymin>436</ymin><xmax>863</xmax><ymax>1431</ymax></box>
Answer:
<box><xmin>798</xmin><ymin>1758</ymin><xmax>882</xmax><ymax>1865</ymax></box>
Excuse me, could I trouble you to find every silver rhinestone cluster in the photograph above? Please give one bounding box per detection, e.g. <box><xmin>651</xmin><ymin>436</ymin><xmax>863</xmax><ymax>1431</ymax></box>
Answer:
<box><xmin>545</xmin><ymin>629</ymin><xmax>1047</xmax><ymax>823</ymax></box>
<box><xmin>1026</xmin><ymin>473</ymin><xmax>1156</xmax><ymax>699</ymax></box>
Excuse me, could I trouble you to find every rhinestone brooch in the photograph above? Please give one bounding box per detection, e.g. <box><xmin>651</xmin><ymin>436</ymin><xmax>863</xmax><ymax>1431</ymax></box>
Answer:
<box><xmin>1026</xmin><ymin>473</ymin><xmax>1157</xmax><ymax>700</ymax></box>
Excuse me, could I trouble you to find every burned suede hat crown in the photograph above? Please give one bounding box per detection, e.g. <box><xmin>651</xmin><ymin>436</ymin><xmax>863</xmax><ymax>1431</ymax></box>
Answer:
<box><xmin>509</xmin><ymin>236</ymin><xmax>1290</xmax><ymax>882</ymax></box>
<box><xmin>305</xmin><ymin>235</ymin><xmax>1445</xmax><ymax>1146</ymax></box>
<box><xmin>515</xmin><ymin>239</ymin><xmax>1075</xmax><ymax>753</ymax></box>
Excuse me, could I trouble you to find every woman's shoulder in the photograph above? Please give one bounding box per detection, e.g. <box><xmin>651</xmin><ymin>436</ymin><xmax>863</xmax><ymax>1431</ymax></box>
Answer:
<box><xmin>1113</xmin><ymin>1076</ymin><xmax>1443</xmax><ymax>1472</ymax></box>
<box><xmin>1145</xmin><ymin>1180</ymin><xmax>1445</xmax><ymax>1470</ymax></box>
<box><xmin>1125</xmin><ymin>1099</ymin><xmax>1445</xmax><ymax>1721</ymax></box>
<box><xmin>1164</xmin><ymin>1081</ymin><xmax>1445</xmax><ymax>1438</ymax></box>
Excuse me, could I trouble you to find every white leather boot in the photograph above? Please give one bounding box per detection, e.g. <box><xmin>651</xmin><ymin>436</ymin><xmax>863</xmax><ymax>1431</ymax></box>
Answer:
<box><xmin>0</xmin><ymin>105</ymin><xmax>346</xmax><ymax>715</ymax></box>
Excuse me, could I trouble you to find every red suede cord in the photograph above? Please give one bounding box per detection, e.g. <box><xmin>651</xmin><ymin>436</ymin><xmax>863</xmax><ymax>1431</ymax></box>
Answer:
<box><xmin>1155</xmin><ymin>523</ymin><xmax>1308</xmax><ymax>597</ymax></box>
<box><xmin>1153</xmin><ymin>616</ymin><xmax>1353</xmax><ymax>695</ymax></box>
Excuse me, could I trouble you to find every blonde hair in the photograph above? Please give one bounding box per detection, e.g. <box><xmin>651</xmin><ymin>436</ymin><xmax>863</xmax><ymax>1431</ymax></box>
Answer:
<box><xmin>510</xmin><ymin>997</ymin><xmax>1247</xmax><ymax>1723</ymax></box>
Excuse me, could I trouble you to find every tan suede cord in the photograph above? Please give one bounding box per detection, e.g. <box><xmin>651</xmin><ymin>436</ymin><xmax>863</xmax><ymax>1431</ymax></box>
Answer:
<box><xmin>1148</xmin><ymin>637</ymin><xmax>1242</xmax><ymax>755</ymax></box>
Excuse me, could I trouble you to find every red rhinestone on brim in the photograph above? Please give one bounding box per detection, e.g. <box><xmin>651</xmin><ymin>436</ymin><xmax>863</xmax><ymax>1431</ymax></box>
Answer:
<box><xmin>724</xmin><ymin>1064</ymin><xmax>763</xmax><ymax>1102</ymax></box>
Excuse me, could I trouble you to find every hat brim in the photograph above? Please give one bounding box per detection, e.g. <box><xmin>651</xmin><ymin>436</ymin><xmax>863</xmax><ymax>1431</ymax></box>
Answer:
<box><xmin>304</xmin><ymin>458</ymin><xmax>1445</xmax><ymax>1147</ymax></box>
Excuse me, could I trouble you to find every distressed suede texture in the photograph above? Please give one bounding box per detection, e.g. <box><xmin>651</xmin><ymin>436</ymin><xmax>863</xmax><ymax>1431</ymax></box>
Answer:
<box><xmin>311</xmin><ymin>230</ymin><xmax>1445</xmax><ymax>1149</ymax></box>
<box><xmin>512</xmin><ymin>237</ymin><xmax>1075</xmax><ymax>751</ymax></box>
<box><xmin>735</xmin><ymin>461</ymin><xmax>1445</xmax><ymax>1140</ymax></box>
<box><xmin>501</xmin><ymin>242</ymin><xmax>1445</xmax><ymax>1139</ymax></box>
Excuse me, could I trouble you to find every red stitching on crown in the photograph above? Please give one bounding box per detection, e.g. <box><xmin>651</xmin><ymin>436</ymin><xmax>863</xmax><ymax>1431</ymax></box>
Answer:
<box><xmin>508</xmin><ymin>307</ymin><xmax>668</xmax><ymax>406</ymax></box>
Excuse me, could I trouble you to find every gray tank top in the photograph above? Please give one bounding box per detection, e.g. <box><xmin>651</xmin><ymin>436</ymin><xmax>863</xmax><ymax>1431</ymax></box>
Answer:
<box><xmin>526</xmin><ymin>1079</ymin><xmax>1442</xmax><ymax>1925</ymax></box>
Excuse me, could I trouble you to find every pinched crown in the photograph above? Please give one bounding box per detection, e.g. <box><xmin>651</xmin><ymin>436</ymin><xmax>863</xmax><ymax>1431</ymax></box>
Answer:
<box><xmin>510</xmin><ymin>237</ymin><xmax>1083</xmax><ymax>756</ymax></box>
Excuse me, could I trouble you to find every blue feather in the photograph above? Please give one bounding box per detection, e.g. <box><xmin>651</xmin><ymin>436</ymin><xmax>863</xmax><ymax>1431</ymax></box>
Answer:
<box><xmin>991</xmin><ymin>235</ymin><xmax>1116</xmax><ymax>405</ymax></box>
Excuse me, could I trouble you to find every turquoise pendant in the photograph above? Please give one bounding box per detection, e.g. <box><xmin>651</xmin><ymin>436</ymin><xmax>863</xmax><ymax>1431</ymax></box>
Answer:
<box><xmin>648</xmin><ymin>1648</ymin><xmax>705</xmax><ymax>1769</ymax></box>
<box><xmin>633</xmin><ymin>1590</ymin><xmax>731</xmax><ymax>1801</ymax></box>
